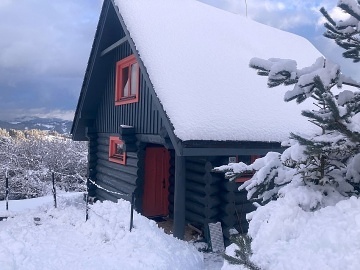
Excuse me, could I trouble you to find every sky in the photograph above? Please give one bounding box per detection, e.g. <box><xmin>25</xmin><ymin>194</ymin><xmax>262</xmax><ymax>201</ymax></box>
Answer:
<box><xmin>0</xmin><ymin>0</ymin><xmax>357</xmax><ymax>121</ymax></box>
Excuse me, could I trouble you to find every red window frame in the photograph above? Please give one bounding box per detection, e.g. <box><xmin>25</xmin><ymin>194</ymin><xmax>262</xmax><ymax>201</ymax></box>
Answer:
<box><xmin>109</xmin><ymin>136</ymin><xmax>126</xmax><ymax>165</ymax></box>
<box><xmin>235</xmin><ymin>155</ymin><xmax>261</xmax><ymax>183</ymax></box>
<box><xmin>115</xmin><ymin>54</ymin><xmax>140</xmax><ymax>106</ymax></box>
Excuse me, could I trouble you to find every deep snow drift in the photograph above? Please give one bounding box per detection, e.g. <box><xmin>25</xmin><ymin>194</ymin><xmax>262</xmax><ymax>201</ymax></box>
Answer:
<box><xmin>0</xmin><ymin>193</ymin><xmax>204</xmax><ymax>270</ymax></box>
<box><xmin>222</xmin><ymin>192</ymin><xmax>360</xmax><ymax>270</ymax></box>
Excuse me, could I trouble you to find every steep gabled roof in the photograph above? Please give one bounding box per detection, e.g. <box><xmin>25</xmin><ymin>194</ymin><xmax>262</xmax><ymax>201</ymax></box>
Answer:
<box><xmin>72</xmin><ymin>0</ymin><xmax>131</xmax><ymax>141</ymax></box>
<box><xmin>114</xmin><ymin>0</ymin><xmax>322</xmax><ymax>142</ymax></box>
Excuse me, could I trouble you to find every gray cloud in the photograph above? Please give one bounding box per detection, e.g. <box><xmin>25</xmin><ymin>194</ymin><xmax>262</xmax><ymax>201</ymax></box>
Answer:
<box><xmin>0</xmin><ymin>0</ymin><xmax>102</xmax><ymax>120</ymax></box>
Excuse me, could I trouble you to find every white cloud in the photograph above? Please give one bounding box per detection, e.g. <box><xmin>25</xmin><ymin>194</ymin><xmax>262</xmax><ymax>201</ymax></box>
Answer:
<box><xmin>201</xmin><ymin>0</ymin><xmax>324</xmax><ymax>30</ymax></box>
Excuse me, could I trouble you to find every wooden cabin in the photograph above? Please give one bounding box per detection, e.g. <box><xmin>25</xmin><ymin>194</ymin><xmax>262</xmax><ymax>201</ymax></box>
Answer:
<box><xmin>71</xmin><ymin>0</ymin><xmax>321</xmax><ymax>243</ymax></box>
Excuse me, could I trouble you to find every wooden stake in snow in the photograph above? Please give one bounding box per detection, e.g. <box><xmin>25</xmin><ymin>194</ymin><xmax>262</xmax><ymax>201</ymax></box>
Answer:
<box><xmin>5</xmin><ymin>170</ymin><xmax>9</xmax><ymax>211</ymax></box>
<box><xmin>85</xmin><ymin>179</ymin><xmax>89</xmax><ymax>222</ymax></box>
<box><xmin>130</xmin><ymin>192</ymin><xmax>135</xmax><ymax>232</ymax></box>
<box><xmin>52</xmin><ymin>172</ymin><xmax>57</xmax><ymax>208</ymax></box>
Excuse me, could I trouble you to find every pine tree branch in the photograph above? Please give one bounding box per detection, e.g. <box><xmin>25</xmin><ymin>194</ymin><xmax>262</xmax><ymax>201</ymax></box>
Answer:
<box><xmin>338</xmin><ymin>2</ymin><xmax>360</xmax><ymax>22</ymax></box>
<box><xmin>320</xmin><ymin>7</ymin><xmax>337</xmax><ymax>26</ymax></box>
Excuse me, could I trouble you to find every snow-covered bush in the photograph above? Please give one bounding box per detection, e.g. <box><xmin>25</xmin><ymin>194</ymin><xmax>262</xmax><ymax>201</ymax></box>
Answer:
<box><xmin>0</xmin><ymin>130</ymin><xmax>87</xmax><ymax>199</ymax></box>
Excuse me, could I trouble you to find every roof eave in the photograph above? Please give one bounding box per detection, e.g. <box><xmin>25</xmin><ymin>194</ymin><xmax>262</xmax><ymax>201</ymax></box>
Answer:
<box><xmin>180</xmin><ymin>140</ymin><xmax>284</xmax><ymax>156</ymax></box>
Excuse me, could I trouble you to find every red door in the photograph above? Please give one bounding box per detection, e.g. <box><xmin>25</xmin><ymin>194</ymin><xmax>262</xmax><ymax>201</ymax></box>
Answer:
<box><xmin>142</xmin><ymin>147</ymin><xmax>170</xmax><ymax>217</ymax></box>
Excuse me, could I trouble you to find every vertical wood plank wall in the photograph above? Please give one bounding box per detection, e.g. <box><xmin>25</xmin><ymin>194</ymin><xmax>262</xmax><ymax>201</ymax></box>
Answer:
<box><xmin>95</xmin><ymin>42</ymin><xmax>164</xmax><ymax>136</ymax></box>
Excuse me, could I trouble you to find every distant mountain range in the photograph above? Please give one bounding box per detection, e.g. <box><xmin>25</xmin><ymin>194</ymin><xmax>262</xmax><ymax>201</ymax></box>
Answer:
<box><xmin>0</xmin><ymin>117</ymin><xmax>72</xmax><ymax>134</ymax></box>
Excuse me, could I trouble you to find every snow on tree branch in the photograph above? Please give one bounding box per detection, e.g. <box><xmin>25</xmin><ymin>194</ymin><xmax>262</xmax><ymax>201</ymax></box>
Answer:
<box><xmin>216</xmin><ymin>54</ymin><xmax>360</xmax><ymax>208</ymax></box>
<box><xmin>321</xmin><ymin>0</ymin><xmax>360</xmax><ymax>62</ymax></box>
<box><xmin>250</xmin><ymin>56</ymin><xmax>360</xmax><ymax>103</ymax></box>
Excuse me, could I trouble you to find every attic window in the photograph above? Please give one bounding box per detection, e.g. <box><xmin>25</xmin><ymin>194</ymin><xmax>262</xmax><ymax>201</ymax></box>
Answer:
<box><xmin>115</xmin><ymin>55</ymin><xmax>140</xmax><ymax>106</ymax></box>
<box><xmin>235</xmin><ymin>155</ymin><xmax>261</xmax><ymax>183</ymax></box>
<box><xmin>109</xmin><ymin>136</ymin><xmax>126</xmax><ymax>165</ymax></box>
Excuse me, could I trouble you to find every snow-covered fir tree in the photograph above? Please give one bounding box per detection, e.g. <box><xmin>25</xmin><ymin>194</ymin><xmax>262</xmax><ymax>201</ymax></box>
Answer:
<box><xmin>217</xmin><ymin>1</ymin><xmax>360</xmax><ymax>267</ymax></box>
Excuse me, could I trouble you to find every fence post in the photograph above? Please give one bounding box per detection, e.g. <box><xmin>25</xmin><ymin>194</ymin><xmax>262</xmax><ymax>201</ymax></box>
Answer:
<box><xmin>52</xmin><ymin>172</ymin><xmax>57</xmax><ymax>208</ymax></box>
<box><xmin>5</xmin><ymin>170</ymin><xmax>9</xmax><ymax>211</ymax></box>
<box><xmin>130</xmin><ymin>192</ymin><xmax>135</xmax><ymax>232</ymax></box>
<box><xmin>85</xmin><ymin>178</ymin><xmax>90</xmax><ymax>221</ymax></box>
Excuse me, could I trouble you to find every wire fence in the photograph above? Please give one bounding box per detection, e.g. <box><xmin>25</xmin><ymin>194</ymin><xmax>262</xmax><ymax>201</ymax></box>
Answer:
<box><xmin>85</xmin><ymin>177</ymin><xmax>135</xmax><ymax>232</ymax></box>
<box><xmin>1</xmin><ymin>170</ymin><xmax>59</xmax><ymax>212</ymax></box>
<box><xmin>1</xmin><ymin>172</ymin><xmax>136</xmax><ymax>232</ymax></box>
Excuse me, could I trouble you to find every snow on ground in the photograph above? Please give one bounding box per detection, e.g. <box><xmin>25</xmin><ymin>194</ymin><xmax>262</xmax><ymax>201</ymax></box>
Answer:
<box><xmin>0</xmin><ymin>193</ymin><xmax>208</xmax><ymax>270</ymax></box>
<box><xmin>223</xmin><ymin>194</ymin><xmax>360</xmax><ymax>270</ymax></box>
<box><xmin>5</xmin><ymin>189</ymin><xmax>360</xmax><ymax>270</ymax></box>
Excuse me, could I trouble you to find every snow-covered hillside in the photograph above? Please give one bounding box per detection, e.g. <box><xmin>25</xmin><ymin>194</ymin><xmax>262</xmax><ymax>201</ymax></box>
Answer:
<box><xmin>0</xmin><ymin>117</ymin><xmax>72</xmax><ymax>134</ymax></box>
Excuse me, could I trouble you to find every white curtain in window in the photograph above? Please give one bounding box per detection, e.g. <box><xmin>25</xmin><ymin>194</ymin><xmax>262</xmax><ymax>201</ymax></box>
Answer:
<box><xmin>130</xmin><ymin>63</ymin><xmax>139</xmax><ymax>96</ymax></box>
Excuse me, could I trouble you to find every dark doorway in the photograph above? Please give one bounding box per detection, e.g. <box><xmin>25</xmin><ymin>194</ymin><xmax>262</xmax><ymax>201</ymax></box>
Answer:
<box><xmin>142</xmin><ymin>146</ymin><xmax>170</xmax><ymax>217</ymax></box>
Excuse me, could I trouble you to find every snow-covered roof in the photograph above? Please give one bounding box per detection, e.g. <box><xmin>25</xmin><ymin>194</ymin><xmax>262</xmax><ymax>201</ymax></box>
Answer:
<box><xmin>115</xmin><ymin>0</ymin><xmax>322</xmax><ymax>142</ymax></box>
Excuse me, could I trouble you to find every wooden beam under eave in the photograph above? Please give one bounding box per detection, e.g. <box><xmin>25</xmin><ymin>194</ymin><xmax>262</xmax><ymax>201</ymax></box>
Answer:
<box><xmin>181</xmin><ymin>147</ymin><xmax>285</xmax><ymax>156</ymax></box>
<box><xmin>100</xmin><ymin>36</ymin><xmax>127</xmax><ymax>56</ymax></box>
<box><xmin>173</xmin><ymin>155</ymin><xmax>186</xmax><ymax>240</ymax></box>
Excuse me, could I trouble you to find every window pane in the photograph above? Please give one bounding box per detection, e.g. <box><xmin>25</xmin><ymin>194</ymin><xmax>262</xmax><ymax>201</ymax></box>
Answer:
<box><xmin>130</xmin><ymin>63</ymin><xmax>139</xmax><ymax>96</ymax></box>
<box><xmin>115</xmin><ymin>142</ymin><xmax>124</xmax><ymax>155</ymax></box>
<box><xmin>122</xmin><ymin>67</ymin><xmax>129</xmax><ymax>97</ymax></box>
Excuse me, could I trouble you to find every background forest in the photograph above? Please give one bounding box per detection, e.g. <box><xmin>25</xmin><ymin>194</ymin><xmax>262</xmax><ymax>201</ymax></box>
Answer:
<box><xmin>0</xmin><ymin>128</ymin><xmax>87</xmax><ymax>200</ymax></box>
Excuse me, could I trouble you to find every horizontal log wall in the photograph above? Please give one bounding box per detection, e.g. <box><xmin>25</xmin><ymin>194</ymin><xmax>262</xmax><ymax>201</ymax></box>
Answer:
<box><xmin>180</xmin><ymin>158</ymin><xmax>223</xmax><ymax>230</ymax></box>
<box><xmin>87</xmin><ymin>132</ymin><xmax>98</xmax><ymax>197</ymax></box>
<box><xmin>169</xmin><ymin>155</ymin><xmax>255</xmax><ymax>244</ymax></box>
<box><xmin>220</xmin><ymin>180</ymin><xmax>256</xmax><ymax>245</ymax></box>
<box><xmin>93</xmin><ymin>133</ymin><xmax>144</xmax><ymax>210</ymax></box>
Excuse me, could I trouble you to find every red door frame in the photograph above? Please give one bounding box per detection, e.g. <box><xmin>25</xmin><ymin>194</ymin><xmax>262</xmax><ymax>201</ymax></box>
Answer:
<box><xmin>142</xmin><ymin>146</ymin><xmax>170</xmax><ymax>217</ymax></box>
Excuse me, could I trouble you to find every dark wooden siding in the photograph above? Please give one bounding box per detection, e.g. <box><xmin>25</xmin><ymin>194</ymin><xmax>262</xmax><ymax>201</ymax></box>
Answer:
<box><xmin>220</xmin><ymin>181</ymin><xmax>256</xmax><ymax>244</ymax></box>
<box><xmin>168</xmin><ymin>155</ymin><xmax>254</xmax><ymax>244</ymax></box>
<box><xmin>184</xmin><ymin>157</ymin><xmax>223</xmax><ymax>227</ymax></box>
<box><xmin>90</xmin><ymin>134</ymin><xmax>254</xmax><ymax>244</ymax></box>
<box><xmin>93</xmin><ymin>133</ymin><xmax>144</xmax><ymax>210</ymax></box>
<box><xmin>95</xmin><ymin>42</ymin><xmax>164</xmax><ymax>135</ymax></box>
<box><xmin>87</xmin><ymin>132</ymin><xmax>98</xmax><ymax>197</ymax></box>
<box><xmin>169</xmin><ymin>157</ymin><xmax>223</xmax><ymax>235</ymax></box>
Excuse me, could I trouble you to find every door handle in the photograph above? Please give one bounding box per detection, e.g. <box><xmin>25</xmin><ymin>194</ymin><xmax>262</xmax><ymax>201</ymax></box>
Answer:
<box><xmin>162</xmin><ymin>179</ymin><xmax>165</xmax><ymax>189</ymax></box>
